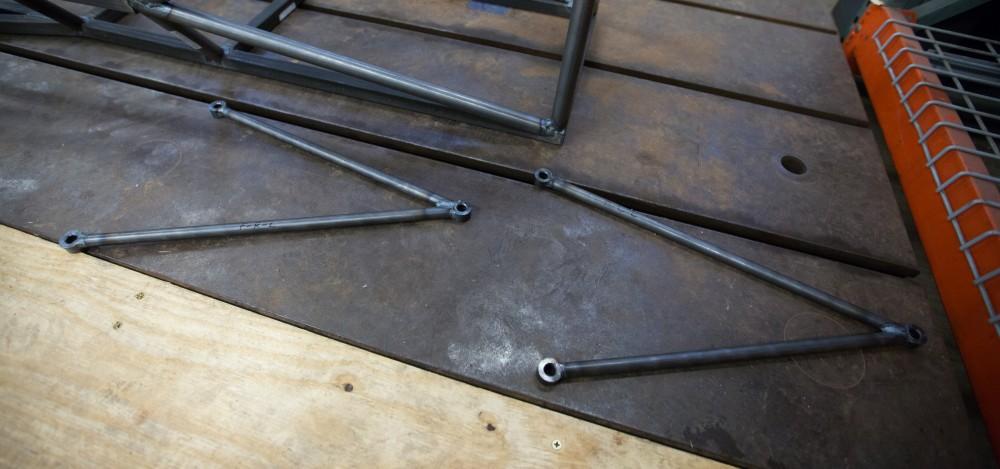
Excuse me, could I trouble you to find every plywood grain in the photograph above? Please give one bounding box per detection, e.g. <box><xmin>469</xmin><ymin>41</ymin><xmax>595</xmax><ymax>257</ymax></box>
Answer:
<box><xmin>0</xmin><ymin>225</ymin><xmax>722</xmax><ymax>468</ymax></box>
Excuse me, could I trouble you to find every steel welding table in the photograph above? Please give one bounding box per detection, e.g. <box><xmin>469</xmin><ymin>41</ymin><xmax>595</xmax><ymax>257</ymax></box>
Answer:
<box><xmin>0</xmin><ymin>0</ymin><xmax>995</xmax><ymax>466</ymax></box>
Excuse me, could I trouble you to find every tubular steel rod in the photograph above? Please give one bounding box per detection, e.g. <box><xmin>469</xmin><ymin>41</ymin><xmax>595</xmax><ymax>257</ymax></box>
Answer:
<box><xmin>533</xmin><ymin>169</ymin><xmax>899</xmax><ymax>330</ymax></box>
<box><xmin>537</xmin><ymin>330</ymin><xmax>924</xmax><ymax>383</ymax></box>
<box><xmin>130</xmin><ymin>0</ymin><xmax>548</xmax><ymax>136</ymax></box>
<box><xmin>233</xmin><ymin>0</ymin><xmax>300</xmax><ymax>52</ymax></box>
<box><xmin>169</xmin><ymin>23</ymin><xmax>223</xmax><ymax>60</ymax></box>
<box><xmin>59</xmin><ymin>207</ymin><xmax>456</xmax><ymax>252</ymax></box>
<box><xmin>478</xmin><ymin>0</ymin><xmax>572</xmax><ymax>17</ymax></box>
<box><xmin>209</xmin><ymin>101</ymin><xmax>456</xmax><ymax>208</ymax></box>
<box><xmin>13</xmin><ymin>0</ymin><xmax>82</xmax><ymax>28</ymax></box>
<box><xmin>0</xmin><ymin>1</ymin><xmax>33</xmax><ymax>14</ymax></box>
<box><xmin>147</xmin><ymin>16</ymin><xmax>223</xmax><ymax>61</ymax></box>
<box><xmin>58</xmin><ymin>102</ymin><xmax>471</xmax><ymax>254</ymax></box>
<box><xmin>549</xmin><ymin>0</ymin><xmax>597</xmax><ymax>131</ymax></box>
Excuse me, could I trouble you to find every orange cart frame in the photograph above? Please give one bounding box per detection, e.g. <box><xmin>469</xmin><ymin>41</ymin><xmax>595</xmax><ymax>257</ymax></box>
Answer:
<box><xmin>844</xmin><ymin>4</ymin><xmax>999</xmax><ymax>458</ymax></box>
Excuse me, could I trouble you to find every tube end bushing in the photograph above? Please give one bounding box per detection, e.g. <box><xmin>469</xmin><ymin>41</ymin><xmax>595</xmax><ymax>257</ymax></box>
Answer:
<box><xmin>903</xmin><ymin>324</ymin><xmax>927</xmax><ymax>347</ymax></box>
<box><xmin>883</xmin><ymin>323</ymin><xmax>927</xmax><ymax>347</ymax></box>
<box><xmin>209</xmin><ymin>100</ymin><xmax>230</xmax><ymax>119</ymax></box>
<box><xmin>59</xmin><ymin>230</ymin><xmax>87</xmax><ymax>253</ymax></box>
<box><xmin>533</xmin><ymin>168</ymin><xmax>555</xmax><ymax>188</ymax></box>
<box><xmin>537</xmin><ymin>357</ymin><xmax>564</xmax><ymax>384</ymax></box>
<box><xmin>450</xmin><ymin>201</ymin><xmax>472</xmax><ymax>222</ymax></box>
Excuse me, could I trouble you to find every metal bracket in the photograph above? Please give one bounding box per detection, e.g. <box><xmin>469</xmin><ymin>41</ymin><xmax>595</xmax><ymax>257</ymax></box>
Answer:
<box><xmin>59</xmin><ymin>102</ymin><xmax>472</xmax><ymax>253</ymax></box>
<box><xmin>475</xmin><ymin>0</ymin><xmax>573</xmax><ymax>18</ymax></box>
<box><xmin>531</xmin><ymin>169</ymin><xmax>926</xmax><ymax>384</ymax></box>
<box><xmin>0</xmin><ymin>0</ymin><xmax>598</xmax><ymax>143</ymax></box>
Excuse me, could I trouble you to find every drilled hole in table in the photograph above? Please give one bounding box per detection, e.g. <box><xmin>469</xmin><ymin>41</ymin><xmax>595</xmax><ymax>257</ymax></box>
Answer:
<box><xmin>781</xmin><ymin>155</ymin><xmax>807</xmax><ymax>175</ymax></box>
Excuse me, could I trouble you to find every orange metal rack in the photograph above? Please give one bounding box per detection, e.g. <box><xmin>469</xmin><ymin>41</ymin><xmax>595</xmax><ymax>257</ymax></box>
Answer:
<box><xmin>844</xmin><ymin>4</ymin><xmax>999</xmax><ymax>458</ymax></box>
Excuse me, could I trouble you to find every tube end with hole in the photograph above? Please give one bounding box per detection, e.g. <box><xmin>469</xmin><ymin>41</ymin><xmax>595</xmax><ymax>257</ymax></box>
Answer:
<box><xmin>882</xmin><ymin>323</ymin><xmax>928</xmax><ymax>347</ymax></box>
<box><xmin>59</xmin><ymin>230</ymin><xmax>87</xmax><ymax>253</ymax></box>
<box><xmin>449</xmin><ymin>201</ymin><xmax>472</xmax><ymax>222</ymax></box>
<box><xmin>533</xmin><ymin>168</ymin><xmax>555</xmax><ymax>188</ymax></box>
<box><xmin>903</xmin><ymin>324</ymin><xmax>927</xmax><ymax>347</ymax></box>
<box><xmin>537</xmin><ymin>358</ymin><xmax>564</xmax><ymax>384</ymax></box>
<box><xmin>209</xmin><ymin>100</ymin><xmax>230</xmax><ymax>119</ymax></box>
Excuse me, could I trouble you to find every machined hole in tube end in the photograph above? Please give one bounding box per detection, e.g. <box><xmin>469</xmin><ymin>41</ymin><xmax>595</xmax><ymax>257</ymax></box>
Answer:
<box><xmin>59</xmin><ymin>230</ymin><xmax>87</xmax><ymax>253</ymax></box>
<box><xmin>537</xmin><ymin>357</ymin><xmax>565</xmax><ymax>384</ymax></box>
<box><xmin>209</xmin><ymin>100</ymin><xmax>230</xmax><ymax>119</ymax></box>
<box><xmin>533</xmin><ymin>168</ymin><xmax>555</xmax><ymax>188</ymax></box>
<box><xmin>449</xmin><ymin>201</ymin><xmax>472</xmax><ymax>222</ymax></box>
<box><xmin>883</xmin><ymin>323</ymin><xmax>928</xmax><ymax>347</ymax></box>
<box><xmin>902</xmin><ymin>324</ymin><xmax>927</xmax><ymax>347</ymax></box>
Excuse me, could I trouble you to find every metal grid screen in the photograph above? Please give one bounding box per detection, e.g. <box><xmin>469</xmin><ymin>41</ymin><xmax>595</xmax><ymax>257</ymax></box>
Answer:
<box><xmin>874</xmin><ymin>19</ymin><xmax>1000</xmax><ymax>336</ymax></box>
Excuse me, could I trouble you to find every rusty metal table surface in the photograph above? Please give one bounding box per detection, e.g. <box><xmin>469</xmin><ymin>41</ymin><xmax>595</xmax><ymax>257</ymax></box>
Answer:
<box><xmin>0</xmin><ymin>3</ymin><xmax>917</xmax><ymax>276</ymax></box>
<box><xmin>0</xmin><ymin>56</ymin><xmax>993</xmax><ymax>468</ymax></box>
<box><xmin>304</xmin><ymin>0</ymin><xmax>865</xmax><ymax>123</ymax></box>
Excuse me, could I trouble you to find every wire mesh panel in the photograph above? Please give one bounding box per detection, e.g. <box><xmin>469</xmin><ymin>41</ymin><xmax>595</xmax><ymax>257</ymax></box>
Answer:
<box><xmin>874</xmin><ymin>19</ymin><xmax>1000</xmax><ymax>337</ymax></box>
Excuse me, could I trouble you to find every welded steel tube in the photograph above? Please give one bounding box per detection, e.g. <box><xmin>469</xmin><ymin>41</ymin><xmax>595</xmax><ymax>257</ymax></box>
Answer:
<box><xmin>537</xmin><ymin>329</ymin><xmax>925</xmax><ymax>383</ymax></box>
<box><xmin>148</xmin><ymin>16</ymin><xmax>223</xmax><ymax>61</ymax></box>
<box><xmin>59</xmin><ymin>207</ymin><xmax>459</xmax><ymax>252</ymax></box>
<box><xmin>480</xmin><ymin>0</ymin><xmax>573</xmax><ymax>17</ymax></box>
<box><xmin>550</xmin><ymin>0</ymin><xmax>597</xmax><ymax>131</ymax></box>
<box><xmin>13</xmin><ymin>0</ymin><xmax>83</xmax><ymax>29</ymax></box>
<box><xmin>532</xmin><ymin>168</ymin><xmax>898</xmax><ymax>330</ymax></box>
<box><xmin>130</xmin><ymin>0</ymin><xmax>548</xmax><ymax>135</ymax></box>
<box><xmin>210</xmin><ymin>101</ymin><xmax>455</xmax><ymax>208</ymax></box>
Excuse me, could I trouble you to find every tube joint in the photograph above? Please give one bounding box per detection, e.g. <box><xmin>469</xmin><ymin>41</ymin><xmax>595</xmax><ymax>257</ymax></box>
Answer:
<box><xmin>446</xmin><ymin>200</ymin><xmax>473</xmax><ymax>222</ymax></box>
<box><xmin>881</xmin><ymin>323</ymin><xmax>927</xmax><ymax>347</ymax></box>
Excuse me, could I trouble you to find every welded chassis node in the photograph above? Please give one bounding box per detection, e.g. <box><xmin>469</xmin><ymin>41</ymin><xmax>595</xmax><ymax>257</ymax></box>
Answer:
<box><xmin>2</xmin><ymin>0</ymin><xmax>598</xmax><ymax>143</ymax></box>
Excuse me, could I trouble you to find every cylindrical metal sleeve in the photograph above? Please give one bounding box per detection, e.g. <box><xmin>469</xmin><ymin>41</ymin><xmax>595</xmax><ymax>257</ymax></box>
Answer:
<box><xmin>549</xmin><ymin>0</ymin><xmax>597</xmax><ymax>131</ymax></box>
<box><xmin>566</xmin><ymin>332</ymin><xmax>903</xmax><ymax>378</ymax></box>
<box><xmin>62</xmin><ymin>207</ymin><xmax>452</xmax><ymax>251</ymax></box>
<box><xmin>549</xmin><ymin>332</ymin><xmax>908</xmax><ymax>382</ymax></box>
<box><xmin>547</xmin><ymin>176</ymin><xmax>896</xmax><ymax>329</ymax></box>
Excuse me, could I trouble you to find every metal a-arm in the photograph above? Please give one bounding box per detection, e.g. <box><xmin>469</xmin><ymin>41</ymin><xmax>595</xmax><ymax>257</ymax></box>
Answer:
<box><xmin>59</xmin><ymin>101</ymin><xmax>472</xmax><ymax>253</ymax></box>
<box><xmin>531</xmin><ymin>168</ymin><xmax>927</xmax><ymax>384</ymax></box>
